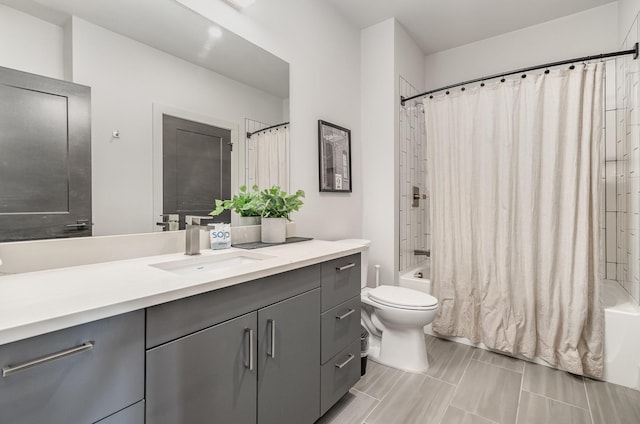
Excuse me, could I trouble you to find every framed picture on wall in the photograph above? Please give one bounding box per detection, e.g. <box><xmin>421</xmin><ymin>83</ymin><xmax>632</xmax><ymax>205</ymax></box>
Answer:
<box><xmin>318</xmin><ymin>120</ymin><xmax>352</xmax><ymax>192</ymax></box>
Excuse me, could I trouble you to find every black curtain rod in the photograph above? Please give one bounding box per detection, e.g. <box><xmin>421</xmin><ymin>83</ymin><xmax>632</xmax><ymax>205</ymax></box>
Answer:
<box><xmin>400</xmin><ymin>43</ymin><xmax>639</xmax><ymax>106</ymax></box>
<box><xmin>246</xmin><ymin>121</ymin><xmax>289</xmax><ymax>139</ymax></box>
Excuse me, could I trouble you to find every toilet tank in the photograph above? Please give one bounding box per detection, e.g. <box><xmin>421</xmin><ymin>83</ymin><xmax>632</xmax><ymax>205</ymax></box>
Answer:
<box><xmin>336</xmin><ymin>239</ymin><xmax>370</xmax><ymax>288</ymax></box>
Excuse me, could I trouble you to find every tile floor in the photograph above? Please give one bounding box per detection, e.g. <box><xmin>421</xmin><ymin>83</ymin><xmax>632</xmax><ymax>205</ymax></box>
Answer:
<box><xmin>317</xmin><ymin>335</ymin><xmax>640</xmax><ymax>424</ymax></box>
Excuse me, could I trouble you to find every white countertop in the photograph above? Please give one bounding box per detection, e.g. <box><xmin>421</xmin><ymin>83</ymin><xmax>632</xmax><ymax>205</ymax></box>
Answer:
<box><xmin>0</xmin><ymin>240</ymin><xmax>364</xmax><ymax>346</ymax></box>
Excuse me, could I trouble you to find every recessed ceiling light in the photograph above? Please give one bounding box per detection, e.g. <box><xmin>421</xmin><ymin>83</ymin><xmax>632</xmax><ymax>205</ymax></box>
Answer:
<box><xmin>223</xmin><ymin>0</ymin><xmax>255</xmax><ymax>10</ymax></box>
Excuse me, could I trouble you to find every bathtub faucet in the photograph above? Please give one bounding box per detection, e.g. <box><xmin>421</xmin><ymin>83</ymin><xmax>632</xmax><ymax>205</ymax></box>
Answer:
<box><xmin>414</xmin><ymin>249</ymin><xmax>430</xmax><ymax>257</ymax></box>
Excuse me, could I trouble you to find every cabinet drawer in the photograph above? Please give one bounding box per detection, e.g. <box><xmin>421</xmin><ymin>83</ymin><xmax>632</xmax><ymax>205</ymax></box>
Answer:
<box><xmin>94</xmin><ymin>401</ymin><xmax>144</xmax><ymax>424</ymax></box>
<box><xmin>321</xmin><ymin>253</ymin><xmax>361</xmax><ymax>311</ymax></box>
<box><xmin>0</xmin><ymin>311</ymin><xmax>144</xmax><ymax>424</ymax></box>
<box><xmin>320</xmin><ymin>338</ymin><xmax>361</xmax><ymax>416</ymax></box>
<box><xmin>147</xmin><ymin>264</ymin><xmax>321</xmax><ymax>348</ymax></box>
<box><xmin>321</xmin><ymin>296</ymin><xmax>360</xmax><ymax>364</ymax></box>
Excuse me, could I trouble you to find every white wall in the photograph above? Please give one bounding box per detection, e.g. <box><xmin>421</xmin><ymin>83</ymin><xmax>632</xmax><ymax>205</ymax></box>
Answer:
<box><xmin>70</xmin><ymin>17</ymin><xmax>285</xmax><ymax>235</ymax></box>
<box><xmin>361</xmin><ymin>19</ymin><xmax>396</xmax><ymax>285</ymax></box>
<box><xmin>619</xmin><ymin>0</ymin><xmax>640</xmax><ymax>43</ymax></box>
<box><xmin>424</xmin><ymin>3</ymin><xmax>619</xmax><ymax>89</ymax></box>
<box><xmin>0</xmin><ymin>4</ymin><xmax>64</xmax><ymax>79</ymax></box>
<box><xmin>395</xmin><ymin>24</ymin><xmax>426</xmax><ymax>95</ymax></box>
<box><xmin>177</xmin><ymin>0</ymin><xmax>362</xmax><ymax>241</ymax></box>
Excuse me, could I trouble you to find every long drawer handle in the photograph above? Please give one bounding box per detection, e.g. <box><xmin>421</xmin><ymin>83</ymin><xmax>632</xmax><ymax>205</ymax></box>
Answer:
<box><xmin>335</xmin><ymin>353</ymin><xmax>355</xmax><ymax>369</ymax></box>
<box><xmin>336</xmin><ymin>263</ymin><xmax>355</xmax><ymax>271</ymax></box>
<box><xmin>336</xmin><ymin>309</ymin><xmax>355</xmax><ymax>320</ymax></box>
<box><xmin>267</xmin><ymin>319</ymin><xmax>276</xmax><ymax>358</ymax></box>
<box><xmin>65</xmin><ymin>223</ymin><xmax>88</xmax><ymax>228</ymax></box>
<box><xmin>244</xmin><ymin>328</ymin><xmax>254</xmax><ymax>371</ymax></box>
<box><xmin>2</xmin><ymin>341</ymin><xmax>94</xmax><ymax>378</ymax></box>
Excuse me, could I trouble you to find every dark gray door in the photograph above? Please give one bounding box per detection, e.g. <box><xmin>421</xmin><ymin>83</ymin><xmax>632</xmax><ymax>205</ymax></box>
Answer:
<box><xmin>0</xmin><ymin>66</ymin><xmax>91</xmax><ymax>242</ymax></box>
<box><xmin>146</xmin><ymin>311</ymin><xmax>257</xmax><ymax>424</ymax></box>
<box><xmin>163</xmin><ymin>115</ymin><xmax>231</xmax><ymax>228</ymax></box>
<box><xmin>258</xmin><ymin>289</ymin><xmax>321</xmax><ymax>424</ymax></box>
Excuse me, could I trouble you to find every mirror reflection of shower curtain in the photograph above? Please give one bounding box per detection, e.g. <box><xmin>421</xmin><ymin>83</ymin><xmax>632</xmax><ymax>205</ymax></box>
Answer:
<box><xmin>425</xmin><ymin>63</ymin><xmax>604</xmax><ymax>378</ymax></box>
<box><xmin>247</xmin><ymin>125</ymin><xmax>289</xmax><ymax>190</ymax></box>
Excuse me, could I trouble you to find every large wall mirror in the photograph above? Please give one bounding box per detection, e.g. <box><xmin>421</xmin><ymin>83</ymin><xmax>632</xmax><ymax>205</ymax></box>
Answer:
<box><xmin>0</xmin><ymin>0</ymin><xmax>289</xmax><ymax>241</ymax></box>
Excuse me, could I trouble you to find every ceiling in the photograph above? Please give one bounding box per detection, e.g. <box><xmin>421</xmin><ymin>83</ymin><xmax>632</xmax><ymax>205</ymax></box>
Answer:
<box><xmin>325</xmin><ymin>0</ymin><xmax>616</xmax><ymax>55</ymax></box>
<box><xmin>0</xmin><ymin>0</ymin><xmax>289</xmax><ymax>98</ymax></box>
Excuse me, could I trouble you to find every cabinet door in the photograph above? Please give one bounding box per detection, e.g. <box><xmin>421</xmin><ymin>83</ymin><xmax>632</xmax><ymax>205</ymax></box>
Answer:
<box><xmin>258</xmin><ymin>288</ymin><xmax>320</xmax><ymax>424</ymax></box>
<box><xmin>146</xmin><ymin>312</ymin><xmax>257</xmax><ymax>424</ymax></box>
<box><xmin>0</xmin><ymin>311</ymin><xmax>144</xmax><ymax>424</ymax></box>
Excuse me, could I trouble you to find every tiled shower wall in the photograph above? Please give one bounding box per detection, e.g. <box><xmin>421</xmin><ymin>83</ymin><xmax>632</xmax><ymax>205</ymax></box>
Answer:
<box><xmin>399</xmin><ymin>77</ymin><xmax>429</xmax><ymax>272</ymax></box>
<box><xmin>607</xmin><ymin>13</ymin><xmax>640</xmax><ymax>303</ymax></box>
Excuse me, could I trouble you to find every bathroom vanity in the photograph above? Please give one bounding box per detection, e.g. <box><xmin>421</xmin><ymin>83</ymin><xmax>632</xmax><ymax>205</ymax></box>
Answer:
<box><xmin>0</xmin><ymin>240</ymin><xmax>362</xmax><ymax>424</ymax></box>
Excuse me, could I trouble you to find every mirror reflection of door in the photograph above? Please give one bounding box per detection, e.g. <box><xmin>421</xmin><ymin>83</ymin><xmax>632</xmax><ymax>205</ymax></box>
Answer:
<box><xmin>162</xmin><ymin>115</ymin><xmax>231</xmax><ymax>229</ymax></box>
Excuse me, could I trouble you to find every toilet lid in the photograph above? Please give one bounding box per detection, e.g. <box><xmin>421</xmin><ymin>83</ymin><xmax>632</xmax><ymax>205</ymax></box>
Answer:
<box><xmin>368</xmin><ymin>286</ymin><xmax>438</xmax><ymax>310</ymax></box>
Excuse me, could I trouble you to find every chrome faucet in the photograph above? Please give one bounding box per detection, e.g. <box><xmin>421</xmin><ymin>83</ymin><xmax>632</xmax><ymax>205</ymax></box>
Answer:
<box><xmin>185</xmin><ymin>215</ymin><xmax>214</xmax><ymax>255</ymax></box>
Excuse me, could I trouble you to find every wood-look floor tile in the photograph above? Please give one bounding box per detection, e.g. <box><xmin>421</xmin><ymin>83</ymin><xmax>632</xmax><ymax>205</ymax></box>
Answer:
<box><xmin>522</xmin><ymin>362</ymin><xmax>588</xmax><ymax>409</ymax></box>
<box><xmin>316</xmin><ymin>389</ymin><xmax>378</xmax><ymax>424</ymax></box>
<box><xmin>471</xmin><ymin>348</ymin><xmax>524</xmax><ymax>373</ymax></box>
<box><xmin>585</xmin><ymin>378</ymin><xmax>640</xmax><ymax>424</ymax></box>
<box><xmin>451</xmin><ymin>360</ymin><xmax>522</xmax><ymax>424</ymax></box>
<box><xmin>440</xmin><ymin>406</ymin><xmax>498</xmax><ymax>424</ymax></box>
<box><xmin>354</xmin><ymin>361</ymin><xmax>405</xmax><ymax>400</ymax></box>
<box><xmin>367</xmin><ymin>373</ymin><xmax>455</xmax><ymax>424</ymax></box>
<box><xmin>424</xmin><ymin>336</ymin><xmax>475</xmax><ymax>384</ymax></box>
<box><xmin>516</xmin><ymin>391</ymin><xmax>592</xmax><ymax>424</ymax></box>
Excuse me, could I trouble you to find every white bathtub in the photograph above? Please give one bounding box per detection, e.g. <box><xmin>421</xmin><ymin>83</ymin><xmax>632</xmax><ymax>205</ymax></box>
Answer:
<box><xmin>399</xmin><ymin>265</ymin><xmax>640</xmax><ymax>390</ymax></box>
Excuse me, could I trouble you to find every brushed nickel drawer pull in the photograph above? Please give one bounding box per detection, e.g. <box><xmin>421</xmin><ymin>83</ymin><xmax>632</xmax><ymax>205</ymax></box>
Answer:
<box><xmin>244</xmin><ymin>328</ymin><xmax>254</xmax><ymax>371</ymax></box>
<box><xmin>336</xmin><ymin>309</ymin><xmax>355</xmax><ymax>320</ymax></box>
<box><xmin>267</xmin><ymin>319</ymin><xmax>276</xmax><ymax>358</ymax></box>
<box><xmin>335</xmin><ymin>353</ymin><xmax>355</xmax><ymax>369</ymax></box>
<box><xmin>2</xmin><ymin>341</ymin><xmax>94</xmax><ymax>378</ymax></box>
<box><xmin>336</xmin><ymin>263</ymin><xmax>355</xmax><ymax>271</ymax></box>
<box><xmin>65</xmin><ymin>223</ymin><xmax>88</xmax><ymax>228</ymax></box>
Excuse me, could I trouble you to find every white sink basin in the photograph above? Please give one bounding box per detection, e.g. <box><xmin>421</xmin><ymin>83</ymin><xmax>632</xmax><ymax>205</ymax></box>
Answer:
<box><xmin>150</xmin><ymin>251</ymin><xmax>274</xmax><ymax>276</ymax></box>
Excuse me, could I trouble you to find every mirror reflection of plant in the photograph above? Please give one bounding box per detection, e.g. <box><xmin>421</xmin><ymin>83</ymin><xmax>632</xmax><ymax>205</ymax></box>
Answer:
<box><xmin>210</xmin><ymin>185</ymin><xmax>262</xmax><ymax>217</ymax></box>
<box><xmin>258</xmin><ymin>185</ymin><xmax>305</xmax><ymax>221</ymax></box>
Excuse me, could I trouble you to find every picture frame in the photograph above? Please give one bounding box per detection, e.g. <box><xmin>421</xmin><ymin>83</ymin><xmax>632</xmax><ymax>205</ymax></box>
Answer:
<box><xmin>318</xmin><ymin>120</ymin><xmax>352</xmax><ymax>192</ymax></box>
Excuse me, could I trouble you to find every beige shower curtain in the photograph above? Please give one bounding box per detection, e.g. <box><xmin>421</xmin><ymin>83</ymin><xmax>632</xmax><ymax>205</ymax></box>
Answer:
<box><xmin>247</xmin><ymin>125</ymin><xmax>289</xmax><ymax>190</ymax></box>
<box><xmin>424</xmin><ymin>63</ymin><xmax>604</xmax><ymax>377</ymax></box>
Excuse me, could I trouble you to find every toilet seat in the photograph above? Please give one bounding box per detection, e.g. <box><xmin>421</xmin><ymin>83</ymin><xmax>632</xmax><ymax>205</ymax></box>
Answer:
<box><xmin>367</xmin><ymin>286</ymin><xmax>438</xmax><ymax>310</ymax></box>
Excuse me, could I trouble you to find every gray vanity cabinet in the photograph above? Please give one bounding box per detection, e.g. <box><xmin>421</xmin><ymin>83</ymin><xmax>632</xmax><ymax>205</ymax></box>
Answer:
<box><xmin>319</xmin><ymin>253</ymin><xmax>362</xmax><ymax>415</ymax></box>
<box><xmin>145</xmin><ymin>265</ymin><xmax>323</xmax><ymax>424</ymax></box>
<box><xmin>258</xmin><ymin>289</ymin><xmax>320</xmax><ymax>424</ymax></box>
<box><xmin>0</xmin><ymin>311</ymin><xmax>144</xmax><ymax>424</ymax></box>
<box><xmin>146</xmin><ymin>312</ymin><xmax>258</xmax><ymax>424</ymax></box>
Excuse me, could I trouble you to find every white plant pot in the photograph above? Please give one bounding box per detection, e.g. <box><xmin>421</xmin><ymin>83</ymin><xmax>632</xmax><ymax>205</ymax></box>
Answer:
<box><xmin>238</xmin><ymin>216</ymin><xmax>261</xmax><ymax>226</ymax></box>
<box><xmin>261</xmin><ymin>217</ymin><xmax>287</xmax><ymax>243</ymax></box>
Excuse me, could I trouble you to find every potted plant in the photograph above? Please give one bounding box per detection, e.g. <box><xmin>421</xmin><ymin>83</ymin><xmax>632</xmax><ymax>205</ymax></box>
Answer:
<box><xmin>210</xmin><ymin>185</ymin><xmax>262</xmax><ymax>226</ymax></box>
<box><xmin>257</xmin><ymin>185</ymin><xmax>305</xmax><ymax>243</ymax></box>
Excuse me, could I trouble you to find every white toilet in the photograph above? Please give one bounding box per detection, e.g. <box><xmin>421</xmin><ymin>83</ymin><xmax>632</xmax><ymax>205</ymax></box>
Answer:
<box><xmin>337</xmin><ymin>239</ymin><xmax>439</xmax><ymax>373</ymax></box>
